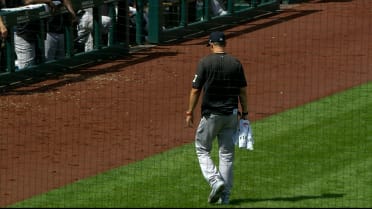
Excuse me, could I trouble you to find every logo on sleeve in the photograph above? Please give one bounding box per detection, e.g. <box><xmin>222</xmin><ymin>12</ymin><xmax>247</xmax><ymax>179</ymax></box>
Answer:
<box><xmin>192</xmin><ymin>74</ymin><xmax>198</xmax><ymax>83</ymax></box>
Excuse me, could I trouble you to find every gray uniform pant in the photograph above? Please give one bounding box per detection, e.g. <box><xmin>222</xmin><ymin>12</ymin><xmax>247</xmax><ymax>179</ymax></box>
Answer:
<box><xmin>211</xmin><ymin>0</ymin><xmax>226</xmax><ymax>15</ymax></box>
<box><xmin>45</xmin><ymin>32</ymin><xmax>65</xmax><ymax>61</ymax></box>
<box><xmin>77</xmin><ymin>9</ymin><xmax>112</xmax><ymax>52</ymax></box>
<box><xmin>14</xmin><ymin>32</ymin><xmax>36</xmax><ymax>70</ymax></box>
<box><xmin>195</xmin><ymin>112</ymin><xmax>238</xmax><ymax>198</ymax></box>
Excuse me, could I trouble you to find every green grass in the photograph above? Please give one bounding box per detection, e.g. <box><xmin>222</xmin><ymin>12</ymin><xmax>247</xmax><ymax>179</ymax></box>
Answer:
<box><xmin>8</xmin><ymin>82</ymin><xmax>372</xmax><ymax>208</ymax></box>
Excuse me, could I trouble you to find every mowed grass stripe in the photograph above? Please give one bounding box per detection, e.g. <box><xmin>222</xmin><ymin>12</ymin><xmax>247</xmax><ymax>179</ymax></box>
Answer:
<box><xmin>8</xmin><ymin>82</ymin><xmax>371</xmax><ymax>208</ymax></box>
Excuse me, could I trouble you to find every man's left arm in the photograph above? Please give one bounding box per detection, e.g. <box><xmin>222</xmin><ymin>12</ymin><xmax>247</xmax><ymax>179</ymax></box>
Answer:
<box><xmin>239</xmin><ymin>87</ymin><xmax>248</xmax><ymax>119</ymax></box>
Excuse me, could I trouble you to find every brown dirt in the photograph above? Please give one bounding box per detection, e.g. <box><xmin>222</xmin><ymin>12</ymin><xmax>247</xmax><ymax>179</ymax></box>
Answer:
<box><xmin>1</xmin><ymin>0</ymin><xmax>371</xmax><ymax>206</ymax></box>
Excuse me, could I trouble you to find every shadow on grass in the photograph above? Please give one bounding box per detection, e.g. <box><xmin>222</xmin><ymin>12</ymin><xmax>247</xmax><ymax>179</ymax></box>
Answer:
<box><xmin>230</xmin><ymin>193</ymin><xmax>344</xmax><ymax>205</ymax></box>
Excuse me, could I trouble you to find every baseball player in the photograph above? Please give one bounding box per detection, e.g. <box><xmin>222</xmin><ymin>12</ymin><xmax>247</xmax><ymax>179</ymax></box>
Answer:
<box><xmin>45</xmin><ymin>0</ymin><xmax>77</xmax><ymax>61</ymax></box>
<box><xmin>185</xmin><ymin>31</ymin><xmax>249</xmax><ymax>204</ymax></box>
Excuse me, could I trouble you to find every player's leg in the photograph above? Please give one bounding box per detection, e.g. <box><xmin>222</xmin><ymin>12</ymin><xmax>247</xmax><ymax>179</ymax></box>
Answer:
<box><xmin>55</xmin><ymin>33</ymin><xmax>65</xmax><ymax>60</ymax></box>
<box><xmin>45</xmin><ymin>32</ymin><xmax>58</xmax><ymax>61</ymax></box>
<box><xmin>217</xmin><ymin>114</ymin><xmax>238</xmax><ymax>204</ymax></box>
<box><xmin>14</xmin><ymin>33</ymin><xmax>36</xmax><ymax>70</ymax></box>
<box><xmin>195</xmin><ymin>114</ymin><xmax>225</xmax><ymax>203</ymax></box>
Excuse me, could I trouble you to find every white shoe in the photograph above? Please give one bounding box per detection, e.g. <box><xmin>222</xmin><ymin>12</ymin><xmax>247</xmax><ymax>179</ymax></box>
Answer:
<box><xmin>219</xmin><ymin>10</ymin><xmax>228</xmax><ymax>16</ymax></box>
<box><xmin>208</xmin><ymin>180</ymin><xmax>225</xmax><ymax>203</ymax></box>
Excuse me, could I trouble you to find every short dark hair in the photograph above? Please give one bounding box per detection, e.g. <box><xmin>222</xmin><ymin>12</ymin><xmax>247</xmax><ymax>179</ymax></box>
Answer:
<box><xmin>211</xmin><ymin>41</ymin><xmax>226</xmax><ymax>47</ymax></box>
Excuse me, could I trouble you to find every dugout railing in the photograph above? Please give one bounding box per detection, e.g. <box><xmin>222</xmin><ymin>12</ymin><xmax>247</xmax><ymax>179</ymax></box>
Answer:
<box><xmin>0</xmin><ymin>0</ymin><xmax>129</xmax><ymax>75</ymax></box>
<box><xmin>146</xmin><ymin>0</ymin><xmax>280</xmax><ymax>44</ymax></box>
<box><xmin>0</xmin><ymin>0</ymin><xmax>280</xmax><ymax>83</ymax></box>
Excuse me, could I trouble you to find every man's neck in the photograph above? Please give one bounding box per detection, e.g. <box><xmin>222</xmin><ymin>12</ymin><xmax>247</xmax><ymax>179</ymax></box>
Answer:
<box><xmin>213</xmin><ymin>48</ymin><xmax>225</xmax><ymax>54</ymax></box>
<box><xmin>212</xmin><ymin>44</ymin><xmax>225</xmax><ymax>53</ymax></box>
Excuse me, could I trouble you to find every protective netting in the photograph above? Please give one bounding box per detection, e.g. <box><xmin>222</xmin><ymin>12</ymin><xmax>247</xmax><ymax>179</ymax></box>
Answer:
<box><xmin>0</xmin><ymin>0</ymin><xmax>371</xmax><ymax>207</ymax></box>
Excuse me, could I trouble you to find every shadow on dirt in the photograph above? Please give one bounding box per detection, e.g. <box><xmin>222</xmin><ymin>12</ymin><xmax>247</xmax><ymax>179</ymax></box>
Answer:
<box><xmin>0</xmin><ymin>7</ymin><xmax>320</xmax><ymax>95</ymax></box>
<box><xmin>178</xmin><ymin>9</ymin><xmax>321</xmax><ymax>46</ymax></box>
<box><xmin>317</xmin><ymin>0</ymin><xmax>352</xmax><ymax>3</ymax></box>
<box><xmin>0</xmin><ymin>47</ymin><xmax>178</xmax><ymax>95</ymax></box>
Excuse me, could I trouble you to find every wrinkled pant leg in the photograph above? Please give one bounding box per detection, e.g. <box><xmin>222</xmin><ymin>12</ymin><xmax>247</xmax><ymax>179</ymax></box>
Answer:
<box><xmin>14</xmin><ymin>33</ymin><xmax>36</xmax><ymax>70</ymax></box>
<box><xmin>195</xmin><ymin>115</ymin><xmax>223</xmax><ymax>187</ymax></box>
<box><xmin>211</xmin><ymin>0</ymin><xmax>225</xmax><ymax>15</ymax></box>
<box><xmin>101</xmin><ymin>16</ymin><xmax>112</xmax><ymax>46</ymax></box>
<box><xmin>217</xmin><ymin>115</ymin><xmax>237</xmax><ymax>199</ymax></box>
<box><xmin>45</xmin><ymin>32</ymin><xmax>65</xmax><ymax>61</ymax></box>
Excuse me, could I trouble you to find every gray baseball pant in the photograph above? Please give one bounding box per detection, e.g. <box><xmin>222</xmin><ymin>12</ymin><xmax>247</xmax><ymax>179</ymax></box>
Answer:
<box><xmin>195</xmin><ymin>112</ymin><xmax>238</xmax><ymax>198</ymax></box>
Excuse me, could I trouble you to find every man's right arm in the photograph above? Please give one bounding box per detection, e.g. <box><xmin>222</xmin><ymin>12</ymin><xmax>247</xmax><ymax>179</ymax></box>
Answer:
<box><xmin>62</xmin><ymin>0</ymin><xmax>78</xmax><ymax>24</ymax></box>
<box><xmin>186</xmin><ymin>88</ymin><xmax>201</xmax><ymax>127</ymax></box>
<box><xmin>0</xmin><ymin>16</ymin><xmax>8</xmax><ymax>39</ymax></box>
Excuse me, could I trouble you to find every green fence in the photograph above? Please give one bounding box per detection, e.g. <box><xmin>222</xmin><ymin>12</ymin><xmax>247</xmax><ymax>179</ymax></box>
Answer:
<box><xmin>0</xmin><ymin>0</ymin><xmax>280</xmax><ymax>80</ymax></box>
<box><xmin>0</xmin><ymin>0</ymin><xmax>130</xmax><ymax>77</ymax></box>
<box><xmin>146</xmin><ymin>0</ymin><xmax>280</xmax><ymax>43</ymax></box>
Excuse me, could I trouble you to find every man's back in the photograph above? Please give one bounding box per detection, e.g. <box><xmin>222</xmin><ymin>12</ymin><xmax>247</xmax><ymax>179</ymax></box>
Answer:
<box><xmin>194</xmin><ymin>53</ymin><xmax>246</xmax><ymax>116</ymax></box>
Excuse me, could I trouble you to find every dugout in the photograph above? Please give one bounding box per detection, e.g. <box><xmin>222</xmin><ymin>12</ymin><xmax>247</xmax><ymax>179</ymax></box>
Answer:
<box><xmin>0</xmin><ymin>0</ymin><xmax>280</xmax><ymax>85</ymax></box>
<box><xmin>0</xmin><ymin>0</ymin><xmax>130</xmax><ymax>77</ymax></box>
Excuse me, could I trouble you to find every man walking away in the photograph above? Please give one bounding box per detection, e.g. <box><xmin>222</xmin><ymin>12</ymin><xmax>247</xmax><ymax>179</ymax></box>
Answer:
<box><xmin>185</xmin><ymin>31</ymin><xmax>249</xmax><ymax>204</ymax></box>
